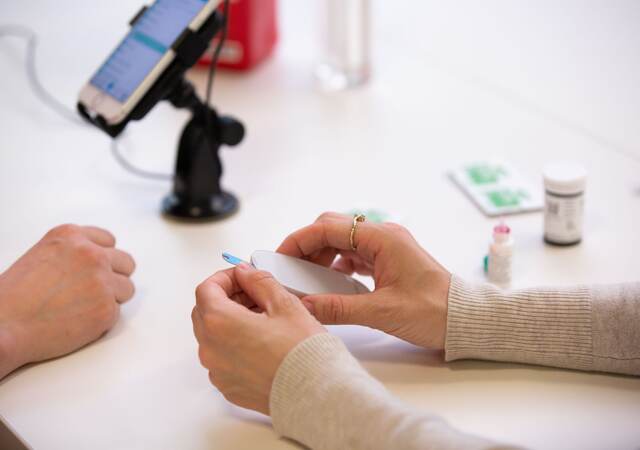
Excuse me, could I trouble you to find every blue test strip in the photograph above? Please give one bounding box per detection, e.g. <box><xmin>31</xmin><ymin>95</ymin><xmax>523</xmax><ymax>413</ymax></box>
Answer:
<box><xmin>222</xmin><ymin>252</ymin><xmax>249</xmax><ymax>266</ymax></box>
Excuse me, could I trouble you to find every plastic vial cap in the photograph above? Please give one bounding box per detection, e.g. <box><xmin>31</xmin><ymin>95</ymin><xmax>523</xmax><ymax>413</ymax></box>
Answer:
<box><xmin>493</xmin><ymin>222</ymin><xmax>511</xmax><ymax>243</ymax></box>
<box><xmin>543</xmin><ymin>162</ymin><xmax>587</xmax><ymax>196</ymax></box>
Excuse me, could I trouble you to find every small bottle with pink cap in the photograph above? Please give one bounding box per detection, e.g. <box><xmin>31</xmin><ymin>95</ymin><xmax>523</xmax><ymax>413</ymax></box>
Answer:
<box><xmin>486</xmin><ymin>221</ymin><xmax>513</xmax><ymax>287</ymax></box>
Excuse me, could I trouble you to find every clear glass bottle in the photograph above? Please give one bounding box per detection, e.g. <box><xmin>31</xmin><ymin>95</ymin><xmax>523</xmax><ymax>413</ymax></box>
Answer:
<box><xmin>316</xmin><ymin>0</ymin><xmax>371</xmax><ymax>90</ymax></box>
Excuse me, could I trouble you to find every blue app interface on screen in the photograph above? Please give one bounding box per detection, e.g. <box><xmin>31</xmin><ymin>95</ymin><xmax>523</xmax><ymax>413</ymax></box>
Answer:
<box><xmin>90</xmin><ymin>0</ymin><xmax>209</xmax><ymax>103</ymax></box>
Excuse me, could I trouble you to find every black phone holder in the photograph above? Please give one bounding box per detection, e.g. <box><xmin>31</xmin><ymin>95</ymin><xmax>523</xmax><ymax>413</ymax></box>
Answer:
<box><xmin>77</xmin><ymin>6</ymin><xmax>244</xmax><ymax>221</ymax></box>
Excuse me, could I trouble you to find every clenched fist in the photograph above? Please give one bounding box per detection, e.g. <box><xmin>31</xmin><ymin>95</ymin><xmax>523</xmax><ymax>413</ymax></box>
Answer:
<box><xmin>0</xmin><ymin>224</ymin><xmax>136</xmax><ymax>379</ymax></box>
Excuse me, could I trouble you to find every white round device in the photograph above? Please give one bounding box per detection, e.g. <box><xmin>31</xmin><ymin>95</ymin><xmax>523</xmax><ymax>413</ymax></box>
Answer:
<box><xmin>250</xmin><ymin>251</ymin><xmax>371</xmax><ymax>297</ymax></box>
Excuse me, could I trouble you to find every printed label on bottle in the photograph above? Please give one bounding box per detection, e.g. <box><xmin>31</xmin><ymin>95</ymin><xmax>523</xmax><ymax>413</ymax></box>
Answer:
<box><xmin>544</xmin><ymin>192</ymin><xmax>583</xmax><ymax>244</ymax></box>
<box><xmin>488</xmin><ymin>253</ymin><xmax>511</xmax><ymax>284</ymax></box>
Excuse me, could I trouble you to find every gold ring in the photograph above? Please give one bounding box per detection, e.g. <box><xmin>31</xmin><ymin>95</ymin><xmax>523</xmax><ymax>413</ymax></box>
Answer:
<box><xmin>350</xmin><ymin>214</ymin><xmax>366</xmax><ymax>251</ymax></box>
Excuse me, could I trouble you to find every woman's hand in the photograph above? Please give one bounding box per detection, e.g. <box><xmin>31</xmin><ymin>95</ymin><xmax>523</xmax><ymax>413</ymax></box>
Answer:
<box><xmin>277</xmin><ymin>212</ymin><xmax>451</xmax><ymax>350</ymax></box>
<box><xmin>192</xmin><ymin>263</ymin><xmax>325</xmax><ymax>414</ymax></box>
<box><xmin>0</xmin><ymin>224</ymin><xmax>136</xmax><ymax>379</ymax></box>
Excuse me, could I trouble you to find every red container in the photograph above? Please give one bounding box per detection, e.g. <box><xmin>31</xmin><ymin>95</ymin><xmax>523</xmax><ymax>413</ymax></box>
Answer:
<box><xmin>199</xmin><ymin>0</ymin><xmax>278</xmax><ymax>71</ymax></box>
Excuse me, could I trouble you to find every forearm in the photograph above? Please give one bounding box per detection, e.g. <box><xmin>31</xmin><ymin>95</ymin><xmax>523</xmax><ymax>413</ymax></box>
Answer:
<box><xmin>445</xmin><ymin>277</ymin><xmax>640</xmax><ymax>376</ymax></box>
<box><xmin>270</xmin><ymin>333</ymin><xmax>515</xmax><ymax>450</ymax></box>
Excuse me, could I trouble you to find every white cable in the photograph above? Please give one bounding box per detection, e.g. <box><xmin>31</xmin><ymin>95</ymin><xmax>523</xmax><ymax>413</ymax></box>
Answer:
<box><xmin>0</xmin><ymin>24</ymin><xmax>85</xmax><ymax>125</ymax></box>
<box><xmin>111</xmin><ymin>138</ymin><xmax>173</xmax><ymax>180</ymax></box>
<box><xmin>0</xmin><ymin>24</ymin><xmax>172</xmax><ymax>180</ymax></box>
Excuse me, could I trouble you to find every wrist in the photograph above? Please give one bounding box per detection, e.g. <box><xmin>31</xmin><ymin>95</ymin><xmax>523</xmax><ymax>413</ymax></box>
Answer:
<box><xmin>431</xmin><ymin>270</ymin><xmax>451</xmax><ymax>350</ymax></box>
<box><xmin>0</xmin><ymin>284</ymin><xmax>29</xmax><ymax>379</ymax></box>
<box><xmin>0</xmin><ymin>322</ymin><xmax>23</xmax><ymax>379</ymax></box>
<box><xmin>0</xmin><ymin>274</ymin><xmax>33</xmax><ymax>379</ymax></box>
<box><xmin>270</xmin><ymin>333</ymin><xmax>371</xmax><ymax>443</ymax></box>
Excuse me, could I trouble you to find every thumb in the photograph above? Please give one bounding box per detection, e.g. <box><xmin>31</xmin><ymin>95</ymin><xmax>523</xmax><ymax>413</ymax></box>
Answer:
<box><xmin>301</xmin><ymin>292</ymin><xmax>378</xmax><ymax>325</ymax></box>
<box><xmin>234</xmin><ymin>263</ymin><xmax>294</xmax><ymax>314</ymax></box>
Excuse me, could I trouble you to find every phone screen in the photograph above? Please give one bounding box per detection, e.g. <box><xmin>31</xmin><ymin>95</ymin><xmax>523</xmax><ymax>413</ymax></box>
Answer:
<box><xmin>90</xmin><ymin>0</ymin><xmax>210</xmax><ymax>103</ymax></box>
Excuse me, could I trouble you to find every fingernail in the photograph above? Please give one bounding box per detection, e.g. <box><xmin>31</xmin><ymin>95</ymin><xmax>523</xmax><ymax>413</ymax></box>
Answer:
<box><xmin>237</xmin><ymin>263</ymin><xmax>251</xmax><ymax>271</ymax></box>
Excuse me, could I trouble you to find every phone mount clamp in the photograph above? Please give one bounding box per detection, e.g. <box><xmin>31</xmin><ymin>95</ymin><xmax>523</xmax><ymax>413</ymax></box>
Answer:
<box><xmin>78</xmin><ymin>6</ymin><xmax>244</xmax><ymax>222</ymax></box>
<box><xmin>162</xmin><ymin>79</ymin><xmax>243</xmax><ymax>220</ymax></box>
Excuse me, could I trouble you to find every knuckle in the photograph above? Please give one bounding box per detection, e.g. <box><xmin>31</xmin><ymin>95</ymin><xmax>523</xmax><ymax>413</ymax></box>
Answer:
<box><xmin>195</xmin><ymin>281</ymin><xmax>214</xmax><ymax>303</ymax></box>
<box><xmin>120</xmin><ymin>250</ymin><xmax>136</xmax><ymax>272</ymax></box>
<box><xmin>208</xmin><ymin>370</ymin><xmax>217</xmax><ymax>386</ymax></box>
<box><xmin>87</xmin><ymin>272</ymin><xmax>111</xmax><ymax>296</ymax></box>
<box><xmin>123</xmin><ymin>279</ymin><xmax>136</xmax><ymax>299</ymax></box>
<box><xmin>383</xmin><ymin>223</ymin><xmax>415</xmax><ymax>243</ymax></box>
<box><xmin>315</xmin><ymin>211</ymin><xmax>343</xmax><ymax>223</ymax></box>
<box><xmin>109</xmin><ymin>303</ymin><xmax>120</xmax><ymax>327</ymax></box>
<box><xmin>383</xmin><ymin>222</ymin><xmax>409</xmax><ymax>235</ymax></box>
<box><xmin>208</xmin><ymin>371</ymin><xmax>225</xmax><ymax>391</ymax></box>
<box><xmin>46</xmin><ymin>223</ymin><xmax>81</xmax><ymax>239</ymax></box>
<box><xmin>99</xmin><ymin>228</ymin><xmax>117</xmax><ymax>245</ymax></box>
<box><xmin>324</xmin><ymin>296</ymin><xmax>345</xmax><ymax>323</ymax></box>
<box><xmin>191</xmin><ymin>306</ymin><xmax>199</xmax><ymax>322</ymax></box>
<box><xmin>222</xmin><ymin>391</ymin><xmax>241</xmax><ymax>406</ymax></box>
<box><xmin>198</xmin><ymin>347</ymin><xmax>213</xmax><ymax>368</ymax></box>
<box><xmin>202</xmin><ymin>311</ymin><xmax>224</xmax><ymax>332</ymax></box>
<box><xmin>277</xmin><ymin>292</ymin><xmax>298</xmax><ymax>311</ymax></box>
<box><xmin>97</xmin><ymin>300</ymin><xmax>118</xmax><ymax>329</ymax></box>
<box><xmin>195</xmin><ymin>282</ymin><xmax>208</xmax><ymax>300</ymax></box>
<box><xmin>76</xmin><ymin>242</ymin><xmax>108</xmax><ymax>267</ymax></box>
<box><xmin>250</xmin><ymin>270</ymin><xmax>275</xmax><ymax>284</ymax></box>
<box><xmin>129</xmin><ymin>254</ymin><xmax>137</xmax><ymax>272</ymax></box>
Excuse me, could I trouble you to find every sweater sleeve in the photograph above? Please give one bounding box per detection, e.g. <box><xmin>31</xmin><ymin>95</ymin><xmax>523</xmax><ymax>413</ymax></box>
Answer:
<box><xmin>445</xmin><ymin>276</ymin><xmax>640</xmax><ymax>376</ymax></box>
<box><xmin>270</xmin><ymin>333</ymin><xmax>519</xmax><ymax>450</ymax></box>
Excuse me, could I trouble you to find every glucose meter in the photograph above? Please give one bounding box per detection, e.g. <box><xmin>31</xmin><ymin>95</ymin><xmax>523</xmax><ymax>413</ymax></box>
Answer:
<box><xmin>223</xmin><ymin>251</ymin><xmax>371</xmax><ymax>297</ymax></box>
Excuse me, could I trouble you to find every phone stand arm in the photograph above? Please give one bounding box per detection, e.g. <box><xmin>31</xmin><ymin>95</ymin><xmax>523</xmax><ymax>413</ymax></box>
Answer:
<box><xmin>161</xmin><ymin>79</ymin><xmax>244</xmax><ymax>221</ymax></box>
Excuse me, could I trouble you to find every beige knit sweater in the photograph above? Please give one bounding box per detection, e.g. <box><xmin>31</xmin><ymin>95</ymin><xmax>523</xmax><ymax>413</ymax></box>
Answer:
<box><xmin>269</xmin><ymin>277</ymin><xmax>640</xmax><ymax>449</ymax></box>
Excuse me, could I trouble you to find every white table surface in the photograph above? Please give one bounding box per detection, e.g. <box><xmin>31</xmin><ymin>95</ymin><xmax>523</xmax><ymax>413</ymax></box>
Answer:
<box><xmin>1</xmin><ymin>1</ymin><xmax>639</xmax><ymax>449</ymax></box>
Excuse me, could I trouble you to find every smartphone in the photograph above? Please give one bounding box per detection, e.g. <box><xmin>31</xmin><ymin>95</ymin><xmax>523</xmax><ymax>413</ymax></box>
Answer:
<box><xmin>78</xmin><ymin>0</ymin><xmax>219</xmax><ymax>125</ymax></box>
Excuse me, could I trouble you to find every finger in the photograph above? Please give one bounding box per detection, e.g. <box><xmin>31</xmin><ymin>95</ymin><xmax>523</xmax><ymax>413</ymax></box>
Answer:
<box><xmin>302</xmin><ymin>291</ymin><xmax>379</xmax><ymax>326</ymax></box>
<box><xmin>332</xmin><ymin>255</ymin><xmax>374</xmax><ymax>276</ymax></box>
<box><xmin>234</xmin><ymin>263</ymin><xmax>294</xmax><ymax>314</ymax></box>
<box><xmin>276</xmin><ymin>216</ymin><xmax>383</xmax><ymax>263</ymax></box>
<box><xmin>230</xmin><ymin>292</ymin><xmax>258</xmax><ymax>310</ymax></box>
<box><xmin>232</xmin><ymin>292</ymin><xmax>265</xmax><ymax>313</ymax></box>
<box><xmin>112</xmin><ymin>273</ymin><xmax>135</xmax><ymax>303</ymax></box>
<box><xmin>100</xmin><ymin>302</ymin><xmax>121</xmax><ymax>333</ymax></box>
<box><xmin>307</xmin><ymin>247</ymin><xmax>338</xmax><ymax>267</ymax></box>
<box><xmin>230</xmin><ymin>292</ymin><xmax>264</xmax><ymax>313</ymax></box>
<box><xmin>195</xmin><ymin>271</ymin><xmax>252</xmax><ymax>319</ymax></box>
<box><xmin>81</xmin><ymin>226</ymin><xmax>116</xmax><ymax>247</ymax></box>
<box><xmin>192</xmin><ymin>308</ymin><xmax>214</xmax><ymax>369</ymax></box>
<box><xmin>352</xmin><ymin>260</ymin><xmax>374</xmax><ymax>276</ymax></box>
<box><xmin>208</xmin><ymin>370</ymin><xmax>219</xmax><ymax>389</ymax></box>
<box><xmin>332</xmin><ymin>256</ymin><xmax>355</xmax><ymax>275</ymax></box>
<box><xmin>203</xmin><ymin>268</ymin><xmax>243</xmax><ymax>298</ymax></box>
<box><xmin>107</xmin><ymin>248</ymin><xmax>136</xmax><ymax>276</ymax></box>
<box><xmin>192</xmin><ymin>307</ymin><xmax>213</xmax><ymax>345</ymax></box>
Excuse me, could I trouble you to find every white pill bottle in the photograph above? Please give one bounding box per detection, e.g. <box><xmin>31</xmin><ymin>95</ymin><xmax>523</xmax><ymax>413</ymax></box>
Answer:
<box><xmin>543</xmin><ymin>163</ymin><xmax>587</xmax><ymax>246</ymax></box>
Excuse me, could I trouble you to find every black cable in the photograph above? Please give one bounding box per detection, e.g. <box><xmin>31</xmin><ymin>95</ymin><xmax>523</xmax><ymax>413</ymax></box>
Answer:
<box><xmin>0</xmin><ymin>23</ymin><xmax>172</xmax><ymax>180</ymax></box>
<box><xmin>200</xmin><ymin>0</ymin><xmax>231</xmax><ymax>156</ymax></box>
<box><xmin>205</xmin><ymin>0</ymin><xmax>231</xmax><ymax>107</ymax></box>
